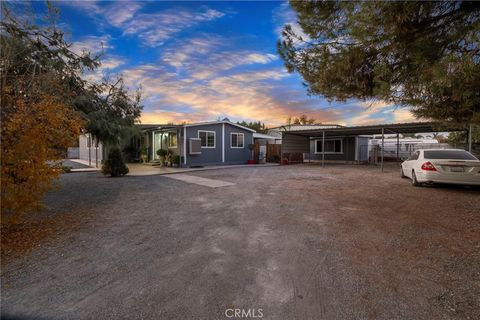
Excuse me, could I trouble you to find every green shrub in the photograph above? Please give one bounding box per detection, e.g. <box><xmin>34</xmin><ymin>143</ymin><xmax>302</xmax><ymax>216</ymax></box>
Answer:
<box><xmin>156</xmin><ymin>149</ymin><xmax>167</xmax><ymax>157</ymax></box>
<box><xmin>61</xmin><ymin>165</ymin><xmax>72</xmax><ymax>173</ymax></box>
<box><xmin>172</xmin><ymin>155</ymin><xmax>180</xmax><ymax>164</ymax></box>
<box><xmin>102</xmin><ymin>147</ymin><xmax>129</xmax><ymax>177</ymax></box>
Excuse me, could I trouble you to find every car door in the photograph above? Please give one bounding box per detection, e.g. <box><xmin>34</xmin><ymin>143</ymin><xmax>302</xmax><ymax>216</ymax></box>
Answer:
<box><xmin>403</xmin><ymin>151</ymin><xmax>419</xmax><ymax>177</ymax></box>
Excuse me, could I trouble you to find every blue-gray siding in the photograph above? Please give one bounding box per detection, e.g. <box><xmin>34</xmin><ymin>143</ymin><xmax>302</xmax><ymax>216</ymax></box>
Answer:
<box><xmin>184</xmin><ymin>123</ymin><xmax>253</xmax><ymax>166</ymax></box>
<box><xmin>224</xmin><ymin>125</ymin><xmax>253</xmax><ymax>164</ymax></box>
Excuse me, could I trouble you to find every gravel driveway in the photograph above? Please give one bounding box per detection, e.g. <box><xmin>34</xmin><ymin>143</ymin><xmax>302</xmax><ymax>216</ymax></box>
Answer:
<box><xmin>1</xmin><ymin>164</ymin><xmax>479</xmax><ymax>319</ymax></box>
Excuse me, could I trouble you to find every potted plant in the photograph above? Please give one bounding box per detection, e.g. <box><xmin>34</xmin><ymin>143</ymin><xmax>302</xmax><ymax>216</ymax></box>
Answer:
<box><xmin>172</xmin><ymin>155</ymin><xmax>180</xmax><ymax>168</ymax></box>
<box><xmin>156</xmin><ymin>149</ymin><xmax>167</xmax><ymax>166</ymax></box>
<box><xmin>139</xmin><ymin>146</ymin><xmax>148</xmax><ymax>163</ymax></box>
<box><xmin>247</xmin><ymin>144</ymin><xmax>256</xmax><ymax>164</ymax></box>
<box><xmin>165</xmin><ymin>150</ymin><xmax>173</xmax><ymax>167</ymax></box>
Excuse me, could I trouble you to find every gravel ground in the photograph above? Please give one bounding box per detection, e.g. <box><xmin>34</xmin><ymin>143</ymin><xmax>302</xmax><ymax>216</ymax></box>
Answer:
<box><xmin>1</xmin><ymin>164</ymin><xmax>479</xmax><ymax>320</ymax></box>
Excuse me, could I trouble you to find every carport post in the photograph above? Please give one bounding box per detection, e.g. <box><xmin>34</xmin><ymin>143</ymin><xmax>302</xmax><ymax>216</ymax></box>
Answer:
<box><xmin>322</xmin><ymin>131</ymin><xmax>325</xmax><ymax>167</ymax></box>
<box><xmin>468</xmin><ymin>123</ymin><xmax>473</xmax><ymax>153</ymax></box>
<box><xmin>381</xmin><ymin>128</ymin><xmax>384</xmax><ymax>172</ymax></box>
<box><xmin>396</xmin><ymin>133</ymin><xmax>399</xmax><ymax>162</ymax></box>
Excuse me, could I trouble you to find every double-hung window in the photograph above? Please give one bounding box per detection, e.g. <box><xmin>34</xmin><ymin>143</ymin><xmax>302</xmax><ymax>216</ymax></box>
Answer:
<box><xmin>231</xmin><ymin>133</ymin><xmax>244</xmax><ymax>148</ymax></box>
<box><xmin>198</xmin><ymin>131</ymin><xmax>215</xmax><ymax>148</ymax></box>
<box><xmin>168</xmin><ymin>132</ymin><xmax>177</xmax><ymax>148</ymax></box>
<box><xmin>315</xmin><ymin>139</ymin><xmax>343</xmax><ymax>154</ymax></box>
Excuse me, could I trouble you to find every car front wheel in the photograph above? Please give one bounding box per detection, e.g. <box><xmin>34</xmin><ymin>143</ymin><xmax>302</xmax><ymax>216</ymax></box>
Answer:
<box><xmin>411</xmin><ymin>170</ymin><xmax>421</xmax><ymax>187</ymax></box>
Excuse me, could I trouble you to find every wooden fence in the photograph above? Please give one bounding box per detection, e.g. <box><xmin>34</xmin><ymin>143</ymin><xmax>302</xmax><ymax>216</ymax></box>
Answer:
<box><xmin>266</xmin><ymin>143</ymin><xmax>281</xmax><ymax>162</ymax></box>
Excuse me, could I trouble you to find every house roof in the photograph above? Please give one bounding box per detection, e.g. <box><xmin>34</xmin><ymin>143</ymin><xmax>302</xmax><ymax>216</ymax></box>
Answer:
<box><xmin>136</xmin><ymin>124</ymin><xmax>181</xmax><ymax>131</ymax></box>
<box><xmin>136</xmin><ymin>121</ymin><xmax>256</xmax><ymax>133</ymax></box>
<box><xmin>183</xmin><ymin>121</ymin><xmax>256</xmax><ymax>132</ymax></box>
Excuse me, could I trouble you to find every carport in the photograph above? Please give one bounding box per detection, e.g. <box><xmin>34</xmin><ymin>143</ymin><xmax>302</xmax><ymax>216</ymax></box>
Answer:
<box><xmin>282</xmin><ymin>122</ymin><xmax>474</xmax><ymax>171</ymax></box>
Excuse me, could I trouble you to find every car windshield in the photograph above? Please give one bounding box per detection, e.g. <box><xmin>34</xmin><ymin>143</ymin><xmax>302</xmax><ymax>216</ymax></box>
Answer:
<box><xmin>423</xmin><ymin>150</ymin><xmax>478</xmax><ymax>160</ymax></box>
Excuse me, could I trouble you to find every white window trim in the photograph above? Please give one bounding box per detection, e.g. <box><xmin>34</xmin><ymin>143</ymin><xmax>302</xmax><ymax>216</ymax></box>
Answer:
<box><xmin>230</xmin><ymin>132</ymin><xmax>245</xmax><ymax>148</ymax></box>
<box><xmin>198</xmin><ymin>130</ymin><xmax>216</xmax><ymax>148</ymax></box>
<box><xmin>168</xmin><ymin>132</ymin><xmax>178</xmax><ymax>149</ymax></box>
<box><xmin>314</xmin><ymin>138</ymin><xmax>343</xmax><ymax>154</ymax></box>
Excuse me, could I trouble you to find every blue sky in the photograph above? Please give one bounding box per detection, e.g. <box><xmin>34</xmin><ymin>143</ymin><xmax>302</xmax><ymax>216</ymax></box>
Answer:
<box><xmin>28</xmin><ymin>0</ymin><xmax>415</xmax><ymax>126</ymax></box>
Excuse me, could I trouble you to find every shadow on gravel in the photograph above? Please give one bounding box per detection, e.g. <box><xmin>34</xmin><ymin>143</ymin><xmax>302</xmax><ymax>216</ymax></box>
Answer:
<box><xmin>1</xmin><ymin>314</ymin><xmax>51</xmax><ymax>320</ymax></box>
<box><xmin>419</xmin><ymin>183</ymin><xmax>480</xmax><ymax>193</ymax></box>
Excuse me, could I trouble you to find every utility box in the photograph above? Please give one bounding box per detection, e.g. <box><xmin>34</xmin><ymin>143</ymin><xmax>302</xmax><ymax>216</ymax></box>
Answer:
<box><xmin>189</xmin><ymin>138</ymin><xmax>201</xmax><ymax>155</ymax></box>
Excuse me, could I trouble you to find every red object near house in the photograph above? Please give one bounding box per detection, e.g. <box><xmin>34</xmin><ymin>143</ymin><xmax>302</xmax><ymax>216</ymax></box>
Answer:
<box><xmin>282</xmin><ymin>159</ymin><xmax>289</xmax><ymax>165</ymax></box>
<box><xmin>247</xmin><ymin>160</ymin><xmax>255</xmax><ymax>164</ymax></box>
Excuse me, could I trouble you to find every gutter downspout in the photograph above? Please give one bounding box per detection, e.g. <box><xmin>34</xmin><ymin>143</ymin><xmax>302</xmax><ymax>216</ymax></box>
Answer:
<box><xmin>322</xmin><ymin>131</ymin><xmax>325</xmax><ymax>167</ymax></box>
<box><xmin>355</xmin><ymin>136</ymin><xmax>359</xmax><ymax>164</ymax></box>
<box><xmin>183</xmin><ymin>126</ymin><xmax>187</xmax><ymax>167</ymax></box>
<box><xmin>222</xmin><ymin>123</ymin><xmax>225</xmax><ymax>163</ymax></box>
<box><xmin>396</xmin><ymin>133</ymin><xmax>399</xmax><ymax>162</ymax></box>
<box><xmin>381</xmin><ymin>127</ymin><xmax>385</xmax><ymax>172</ymax></box>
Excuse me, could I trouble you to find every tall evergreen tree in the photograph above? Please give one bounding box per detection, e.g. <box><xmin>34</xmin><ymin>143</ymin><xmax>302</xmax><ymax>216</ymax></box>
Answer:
<box><xmin>278</xmin><ymin>1</ymin><xmax>480</xmax><ymax>124</ymax></box>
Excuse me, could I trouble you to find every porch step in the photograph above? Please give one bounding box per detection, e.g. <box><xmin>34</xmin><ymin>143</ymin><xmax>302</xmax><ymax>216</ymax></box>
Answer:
<box><xmin>144</xmin><ymin>161</ymin><xmax>161</xmax><ymax>166</ymax></box>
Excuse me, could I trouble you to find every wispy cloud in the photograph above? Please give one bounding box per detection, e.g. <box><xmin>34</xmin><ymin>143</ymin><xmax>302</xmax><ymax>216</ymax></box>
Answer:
<box><xmin>63</xmin><ymin>1</ymin><xmax>225</xmax><ymax>47</ymax></box>
<box><xmin>61</xmin><ymin>1</ymin><xmax>414</xmax><ymax>126</ymax></box>
<box><xmin>122</xmin><ymin>8</ymin><xmax>226</xmax><ymax>46</ymax></box>
<box><xmin>393</xmin><ymin>108</ymin><xmax>417</xmax><ymax>123</ymax></box>
<box><xmin>273</xmin><ymin>1</ymin><xmax>310</xmax><ymax>42</ymax></box>
<box><xmin>162</xmin><ymin>35</ymin><xmax>278</xmax><ymax>80</ymax></box>
<box><xmin>101</xmin><ymin>56</ymin><xmax>125</xmax><ymax>70</ymax></box>
<box><xmin>70</xmin><ymin>35</ymin><xmax>112</xmax><ymax>55</ymax></box>
<box><xmin>119</xmin><ymin>61</ymin><xmax>340</xmax><ymax>126</ymax></box>
<box><xmin>102</xmin><ymin>1</ymin><xmax>143</xmax><ymax>27</ymax></box>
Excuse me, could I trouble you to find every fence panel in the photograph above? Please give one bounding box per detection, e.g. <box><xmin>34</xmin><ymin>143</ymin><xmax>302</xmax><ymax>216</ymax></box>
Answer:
<box><xmin>266</xmin><ymin>144</ymin><xmax>281</xmax><ymax>162</ymax></box>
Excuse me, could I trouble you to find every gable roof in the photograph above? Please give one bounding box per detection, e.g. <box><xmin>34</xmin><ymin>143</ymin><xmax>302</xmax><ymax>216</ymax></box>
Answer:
<box><xmin>183</xmin><ymin>121</ymin><xmax>256</xmax><ymax>132</ymax></box>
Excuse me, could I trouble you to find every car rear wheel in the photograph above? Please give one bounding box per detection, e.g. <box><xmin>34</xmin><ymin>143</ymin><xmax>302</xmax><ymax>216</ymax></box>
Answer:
<box><xmin>411</xmin><ymin>170</ymin><xmax>421</xmax><ymax>187</ymax></box>
<box><xmin>400</xmin><ymin>166</ymin><xmax>406</xmax><ymax>178</ymax></box>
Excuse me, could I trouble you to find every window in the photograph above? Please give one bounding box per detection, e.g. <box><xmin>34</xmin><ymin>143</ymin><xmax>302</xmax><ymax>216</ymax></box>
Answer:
<box><xmin>198</xmin><ymin>131</ymin><xmax>215</xmax><ymax>148</ymax></box>
<box><xmin>315</xmin><ymin>139</ymin><xmax>342</xmax><ymax>153</ymax></box>
<box><xmin>168</xmin><ymin>132</ymin><xmax>177</xmax><ymax>148</ymax></box>
<box><xmin>408</xmin><ymin>151</ymin><xmax>419</xmax><ymax>161</ymax></box>
<box><xmin>231</xmin><ymin>133</ymin><xmax>244</xmax><ymax>148</ymax></box>
<box><xmin>424</xmin><ymin>150</ymin><xmax>477</xmax><ymax>160</ymax></box>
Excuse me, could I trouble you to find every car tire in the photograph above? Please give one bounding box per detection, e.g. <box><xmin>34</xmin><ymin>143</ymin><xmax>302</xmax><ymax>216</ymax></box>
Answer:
<box><xmin>400</xmin><ymin>166</ymin><xmax>406</xmax><ymax>178</ymax></box>
<box><xmin>411</xmin><ymin>170</ymin><xmax>421</xmax><ymax>187</ymax></box>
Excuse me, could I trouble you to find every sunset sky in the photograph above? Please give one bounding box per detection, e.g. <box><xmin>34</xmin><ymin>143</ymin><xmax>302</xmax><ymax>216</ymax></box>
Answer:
<box><xmin>28</xmin><ymin>1</ymin><xmax>416</xmax><ymax>126</ymax></box>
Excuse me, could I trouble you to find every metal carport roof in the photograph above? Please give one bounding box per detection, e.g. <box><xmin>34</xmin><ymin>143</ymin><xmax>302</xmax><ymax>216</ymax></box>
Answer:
<box><xmin>281</xmin><ymin>121</ymin><xmax>472</xmax><ymax>171</ymax></box>
<box><xmin>282</xmin><ymin>122</ymin><xmax>463</xmax><ymax>137</ymax></box>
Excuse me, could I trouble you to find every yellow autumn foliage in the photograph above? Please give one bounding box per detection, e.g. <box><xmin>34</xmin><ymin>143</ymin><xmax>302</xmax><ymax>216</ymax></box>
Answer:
<box><xmin>1</xmin><ymin>95</ymin><xmax>83</xmax><ymax>222</ymax></box>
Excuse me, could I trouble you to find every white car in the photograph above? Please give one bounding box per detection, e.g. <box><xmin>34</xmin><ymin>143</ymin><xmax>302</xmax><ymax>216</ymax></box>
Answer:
<box><xmin>401</xmin><ymin>149</ymin><xmax>480</xmax><ymax>186</ymax></box>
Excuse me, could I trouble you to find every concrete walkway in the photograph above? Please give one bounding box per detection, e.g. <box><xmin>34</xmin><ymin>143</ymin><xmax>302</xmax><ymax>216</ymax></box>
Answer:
<box><xmin>163</xmin><ymin>174</ymin><xmax>235</xmax><ymax>188</ymax></box>
<box><xmin>65</xmin><ymin>160</ymin><xmax>279</xmax><ymax>175</ymax></box>
<box><xmin>66</xmin><ymin>159</ymin><xmax>101</xmax><ymax>172</ymax></box>
<box><xmin>126</xmin><ymin>163</ymin><xmax>279</xmax><ymax>176</ymax></box>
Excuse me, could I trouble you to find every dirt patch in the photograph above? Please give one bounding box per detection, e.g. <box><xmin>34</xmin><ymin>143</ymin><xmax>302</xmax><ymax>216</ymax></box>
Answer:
<box><xmin>1</xmin><ymin>165</ymin><xmax>479</xmax><ymax>319</ymax></box>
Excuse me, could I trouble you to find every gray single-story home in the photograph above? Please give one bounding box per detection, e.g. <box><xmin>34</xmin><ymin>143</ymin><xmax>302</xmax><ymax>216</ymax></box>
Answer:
<box><xmin>136</xmin><ymin>120</ymin><xmax>255</xmax><ymax>167</ymax></box>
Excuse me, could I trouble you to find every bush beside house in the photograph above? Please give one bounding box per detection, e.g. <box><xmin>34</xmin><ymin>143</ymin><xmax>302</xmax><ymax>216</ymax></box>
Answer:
<box><xmin>102</xmin><ymin>148</ymin><xmax>129</xmax><ymax>177</ymax></box>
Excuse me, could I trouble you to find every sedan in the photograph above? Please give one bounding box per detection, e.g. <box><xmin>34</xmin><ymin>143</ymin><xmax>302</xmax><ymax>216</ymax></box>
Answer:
<box><xmin>401</xmin><ymin>149</ymin><xmax>480</xmax><ymax>186</ymax></box>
